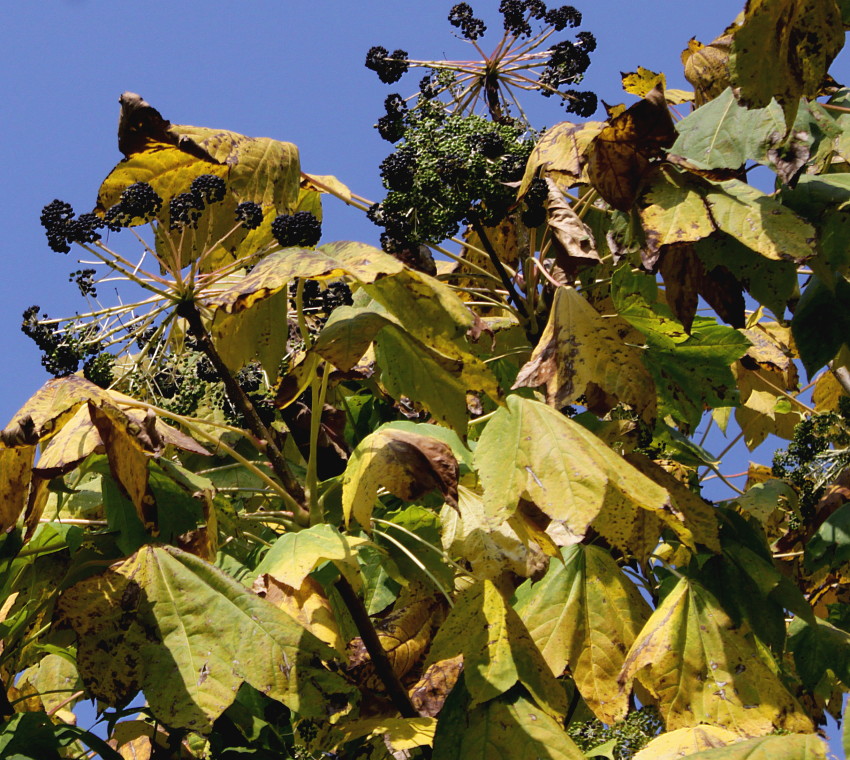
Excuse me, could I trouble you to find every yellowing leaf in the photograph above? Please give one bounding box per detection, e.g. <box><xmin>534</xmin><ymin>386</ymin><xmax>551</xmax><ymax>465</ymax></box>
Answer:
<box><xmin>432</xmin><ymin>687</ymin><xmax>584</xmax><ymax>760</ymax></box>
<box><xmin>670</xmin><ymin>733</ymin><xmax>826</xmax><ymax>760</ymax></box>
<box><xmin>337</xmin><ymin>717</ymin><xmax>437</xmax><ymax>751</ymax></box>
<box><xmin>682</xmin><ymin>35</ymin><xmax>733</xmax><ymax>106</ymax></box>
<box><xmin>622</xmin><ymin>67</ymin><xmax>667</xmax><ymax>98</ymax></box>
<box><xmin>513</xmin><ymin>286</ymin><xmax>656</xmax><ymax>422</ymax></box>
<box><xmin>342</xmin><ymin>428</ymin><xmax>459</xmax><ymax>529</ymax></box>
<box><xmin>620</xmin><ymin>577</ymin><xmax>813</xmax><ymax>736</ymax></box>
<box><xmin>702</xmin><ymin>180</ymin><xmax>816</xmax><ymax>262</ymax></box>
<box><xmin>0</xmin><ymin>444</ymin><xmax>34</xmax><ymax>532</ymax></box>
<box><xmin>519</xmin><ymin>121</ymin><xmax>607</xmax><ymax>194</ymax></box>
<box><xmin>632</xmin><ymin>725</ymin><xmax>743</xmax><ymax>760</ymax></box>
<box><xmin>313</xmin><ymin>306</ymin><xmax>397</xmax><ymax>371</ymax></box>
<box><xmin>474</xmin><ymin>396</ymin><xmax>669</xmax><ymax>533</ymax></box>
<box><xmin>730</xmin><ymin>0</ymin><xmax>844</xmax><ymax>125</ymax></box>
<box><xmin>640</xmin><ymin>166</ymin><xmax>715</xmax><ymax>253</ymax></box>
<box><xmin>425</xmin><ymin>580</ymin><xmax>566</xmax><ymax>717</ymax></box>
<box><xmin>513</xmin><ymin>545</ymin><xmax>652</xmax><ymax>723</ymax></box>
<box><xmin>254</xmin><ymin>523</ymin><xmax>368</xmax><ymax>589</ymax></box>
<box><xmin>61</xmin><ymin>545</ymin><xmax>355</xmax><ymax>733</ymax></box>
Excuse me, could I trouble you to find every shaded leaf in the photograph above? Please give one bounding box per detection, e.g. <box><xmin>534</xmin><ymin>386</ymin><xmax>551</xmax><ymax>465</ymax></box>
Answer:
<box><xmin>313</xmin><ymin>306</ymin><xmax>396</xmax><ymax>371</ymax></box>
<box><xmin>342</xmin><ymin>428</ymin><xmax>458</xmax><ymax>529</ymax></box>
<box><xmin>730</xmin><ymin>0</ymin><xmax>844</xmax><ymax>125</ymax></box>
<box><xmin>512</xmin><ymin>286</ymin><xmax>656</xmax><ymax>421</ymax></box>
<box><xmin>620</xmin><ymin>577</ymin><xmax>813</xmax><ymax>735</ymax></box>
<box><xmin>791</xmin><ymin>275</ymin><xmax>850</xmax><ymax>375</ymax></box>
<box><xmin>586</xmin><ymin>87</ymin><xmax>676</xmax><ymax>211</ymax></box>
<box><xmin>409</xmin><ymin>655</ymin><xmax>464</xmax><ymax>717</ymax></box>
<box><xmin>425</xmin><ymin>580</ymin><xmax>566</xmax><ymax>716</ymax></box>
<box><xmin>0</xmin><ymin>444</ymin><xmax>34</xmax><ymax>532</ymax></box>
<box><xmin>682</xmin><ymin>35</ymin><xmax>733</xmax><ymax>107</ymax></box>
<box><xmin>513</xmin><ymin>545</ymin><xmax>652</xmax><ymax>723</ymax></box>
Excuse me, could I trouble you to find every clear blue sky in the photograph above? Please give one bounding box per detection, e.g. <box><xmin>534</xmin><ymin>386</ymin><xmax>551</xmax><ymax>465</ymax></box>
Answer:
<box><xmin>2</xmin><ymin>1</ymin><xmax>847</xmax><ymax>755</ymax></box>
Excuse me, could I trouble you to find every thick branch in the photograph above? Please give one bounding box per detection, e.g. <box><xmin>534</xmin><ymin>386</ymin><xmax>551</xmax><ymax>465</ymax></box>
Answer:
<box><xmin>176</xmin><ymin>301</ymin><xmax>308</xmax><ymax>520</ymax></box>
<box><xmin>334</xmin><ymin>575</ymin><xmax>419</xmax><ymax>718</ymax></box>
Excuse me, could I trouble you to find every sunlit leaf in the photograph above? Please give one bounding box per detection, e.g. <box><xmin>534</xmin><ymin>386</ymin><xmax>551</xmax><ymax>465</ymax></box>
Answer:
<box><xmin>668</xmin><ymin>733</ymin><xmax>826</xmax><ymax>760</ymax></box>
<box><xmin>682</xmin><ymin>34</ymin><xmax>733</xmax><ymax>106</ymax></box>
<box><xmin>620</xmin><ymin>577</ymin><xmax>813</xmax><ymax>735</ymax></box>
<box><xmin>513</xmin><ymin>545</ymin><xmax>651</xmax><ymax>723</ymax></box>
<box><xmin>632</xmin><ymin>725</ymin><xmax>743</xmax><ymax>760</ymax></box>
<box><xmin>639</xmin><ymin>166</ymin><xmax>715</xmax><ymax>253</ymax></box>
<box><xmin>519</xmin><ymin>121</ymin><xmax>607</xmax><ymax>195</ymax></box>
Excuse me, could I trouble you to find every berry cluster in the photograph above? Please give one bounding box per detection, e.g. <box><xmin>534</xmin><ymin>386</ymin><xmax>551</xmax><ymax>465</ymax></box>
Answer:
<box><xmin>538</xmin><ymin>31</ymin><xmax>597</xmax><ymax>115</ymax></box>
<box><xmin>377</xmin><ymin>94</ymin><xmax>409</xmax><ymax>143</ymax></box>
<box><xmin>40</xmin><ymin>200</ymin><xmax>103</xmax><ymax>253</ymax></box>
<box><xmin>499</xmin><ymin>0</ymin><xmax>547</xmax><ymax>37</ymax></box>
<box><xmin>103</xmin><ymin>182</ymin><xmax>164</xmax><ymax>228</ymax></box>
<box><xmin>521</xmin><ymin>177</ymin><xmax>549</xmax><ymax>228</ymax></box>
<box><xmin>21</xmin><ymin>305</ymin><xmax>101</xmax><ymax>377</ymax></box>
<box><xmin>448</xmin><ymin>3</ymin><xmax>486</xmax><ymax>40</ymax></box>
<box><xmin>167</xmin><ymin>174</ymin><xmax>227</xmax><ymax>229</ymax></box>
<box><xmin>370</xmin><ymin>109</ymin><xmax>535</xmax><ymax>250</ymax></box>
<box><xmin>235</xmin><ymin>201</ymin><xmax>263</xmax><ymax>230</ymax></box>
<box><xmin>271</xmin><ymin>212</ymin><xmax>322</xmax><ymax>247</ymax></box>
<box><xmin>83</xmin><ymin>352</ymin><xmax>115</xmax><ymax>388</ymax></box>
<box><xmin>69</xmin><ymin>268</ymin><xmax>98</xmax><ymax>298</ymax></box>
<box><xmin>295</xmin><ymin>279</ymin><xmax>354</xmax><ymax>316</ymax></box>
<box><xmin>365</xmin><ymin>46</ymin><xmax>410</xmax><ymax>84</ymax></box>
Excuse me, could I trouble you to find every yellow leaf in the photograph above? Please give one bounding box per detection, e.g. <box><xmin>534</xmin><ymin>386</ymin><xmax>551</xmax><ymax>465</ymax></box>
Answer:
<box><xmin>336</xmin><ymin>717</ymin><xmax>437</xmax><ymax>751</ymax></box>
<box><xmin>632</xmin><ymin>725</ymin><xmax>743</xmax><ymax>760</ymax></box>
<box><xmin>620</xmin><ymin>577</ymin><xmax>813</xmax><ymax>736</ymax></box>
<box><xmin>342</xmin><ymin>428</ymin><xmax>459</xmax><ymax>529</ymax></box>
<box><xmin>682</xmin><ymin>35</ymin><xmax>733</xmax><ymax>106</ymax></box>
<box><xmin>519</xmin><ymin>121</ymin><xmax>607</xmax><ymax>195</ymax></box>
<box><xmin>0</xmin><ymin>445</ymin><xmax>34</xmax><ymax>532</ymax></box>
<box><xmin>514</xmin><ymin>545</ymin><xmax>652</xmax><ymax>723</ymax></box>
<box><xmin>640</xmin><ymin>166</ymin><xmax>715</xmax><ymax>252</ymax></box>
<box><xmin>513</xmin><ymin>286</ymin><xmax>656</xmax><ymax>422</ymax></box>
<box><xmin>622</xmin><ymin>67</ymin><xmax>667</xmax><ymax>98</ymax></box>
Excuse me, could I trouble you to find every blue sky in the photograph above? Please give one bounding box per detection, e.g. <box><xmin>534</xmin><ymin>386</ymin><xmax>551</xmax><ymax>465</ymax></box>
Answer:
<box><xmin>2</xmin><ymin>1</ymin><xmax>847</xmax><ymax>754</ymax></box>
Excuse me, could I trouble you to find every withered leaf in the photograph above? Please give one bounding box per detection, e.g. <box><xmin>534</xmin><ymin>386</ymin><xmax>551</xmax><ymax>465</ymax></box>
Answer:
<box><xmin>409</xmin><ymin>655</ymin><xmax>464</xmax><ymax>717</ymax></box>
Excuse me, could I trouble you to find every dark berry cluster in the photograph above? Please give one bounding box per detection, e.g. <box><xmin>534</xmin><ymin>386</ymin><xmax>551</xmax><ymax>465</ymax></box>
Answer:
<box><xmin>538</xmin><ymin>29</ymin><xmax>597</xmax><ymax>114</ymax></box>
<box><xmin>379</xmin><ymin>149</ymin><xmax>418</xmax><ymax>192</ymax></box>
<box><xmin>468</xmin><ymin>131</ymin><xmax>504</xmax><ymax>158</ymax></box>
<box><xmin>544</xmin><ymin>4</ymin><xmax>581</xmax><ymax>30</ymax></box>
<box><xmin>292</xmin><ymin>279</ymin><xmax>354</xmax><ymax>325</ymax></box>
<box><xmin>448</xmin><ymin>3</ymin><xmax>487</xmax><ymax>40</ymax></box>
<box><xmin>562</xmin><ymin>89</ymin><xmax>598</xmax><ymax>118</ymax></box>
<box><xmin>195</xmin><ymin>355</ymin><xmax>220</xmax><ymax>382</ymax></box>
<box><xmin>236</xmin><ymin>363</ymin><xmax>263</xmax><ymax>394</ymax></box>
<box><xmin>21</xmin><ymin>305</ymin><xmax>100</xmax><ymax>377</ymax></box>
<box><xmin>377</xmin><ymin>94</ymin><xmax>409</xmax><ymax>143</ymax></box>
<box><xmin>190</xmin><ymin>174</ymin><xmax>227</xmax><ymax>205</ymax></box>
<box><xmin>104</xmin><ymin>182</ymin><xmax>164</xmax><ymax>228</ymax></box>
<box><xmin>521</xmin><ymin>177</ymin><xmax>549</xmax><ymax>227</ymax></box>
<box><xmin>271</xmin><ymin>211</ymin><xmax>322</xmax><ymax>247</ymax></box>
<box><xmin>69</xmin><ymin>268</ymin><xmax>98</xmax><ymax>298</ymax></box>
<box><xmin>40</xmin><ymin>200</ymin><xmax>103</xmax><ymax>253</ymax></box>
<box><xmin>83</xmin><ymin>353</ymin><xmax>115</xmax><ymax>388</ymax></box>
<box><xmin>365</xmin><ymin>46</ymin><xmax>410</xmax><ymax>84</ymax></box>
<box><xmin>499</xmin><ymin>0</ymin><xmax>546</xmax><ymax>37</ymax></box>
<box><xmin>235</xmin><ymin>201</ymin><xmax>263</xmax><ymax>230</ymax></box>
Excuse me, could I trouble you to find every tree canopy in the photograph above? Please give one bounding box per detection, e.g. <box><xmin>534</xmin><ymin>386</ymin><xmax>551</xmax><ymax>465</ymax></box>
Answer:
<box><xmin>3</xmin><ymin>1</ymin><xmax>850</xmax><ymax>757</ymax></box>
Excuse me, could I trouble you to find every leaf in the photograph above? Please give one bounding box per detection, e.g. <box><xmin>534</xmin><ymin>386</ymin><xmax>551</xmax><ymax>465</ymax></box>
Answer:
<box><xmin>519</xmin><ymin>121</ymin><xmax>607</xmax><ymax>194</ymax></box>
<box><xmin>474</xmin><ymin>395</ymin><xmax>670</xmax><ymax>537</ymax></box>
<box><xmin>254</xmin><ymin>523</ymin><xmax>368</xmax><ymax>589</ymax></box>
<box><xmin>61</xmin><ymin>546</ymin><xmax>355</xmax><ymax>733</ymax></box>
<box><xmin>621</xmin><ymin>67</ymin><xmax>667</xmax><ymax>98</ymax></box>
<box><xmin>205</xmin><ymin>241</ymin><xmax>404</xmax><ymax>314</ymax></box>
<box><xmin>313</xmin><ymin>306</ymin><xmax>396</xmax><ymax>371</ymax></box>
<box><xmin>729</xmin><ymin>0</ymin><xmax>844</xmax><ymax>125</ymax></box>
<box><xmin>544</xmin><ymin>179</ymin><xmax>600</xmax><ymax>269</ymax></box>
<box><xmin>632</xmin><ymin>725</ymin><xmax>743</xmax><ymax>760</ymax></box>
<box><xmin>804</xmin><ymin>501</ymin><xmax>850</xmax><ymax>573</ymax></box>
<box><xmin>702</xmin><ymin>179</ymin><xmax>816</xmax><ymax>263</ymax></box>
<box><xmin>374</xmin><ymin>324</ymin><xmax>499</xmax><ymax>435</ymax></box>
<box><xmin>513</xmin><ymin>545</ymin><xmax>652</xmax><ymax>723</ymax></box>
<box><xmin>409</xmin><ymin>655</ymin><xmax>464</xmax><ymax>717</ymax></box>
<box><xmin>342</xmin><ymin>428</ymin><xmax>459</xmax><ymax>529</ymax></box>
<box><xmin>432</xmin><ymin>684</ymin><xmax>584</xmax><ymax>760</ymax></box>
<box><xmin>0</xmin><ymin>444</ymin><xmax>34</xmax><ymax>532</ymax></box>
<box><xmin>789</xmin><ymin>615</ymin><xmax>850</xmax><ymax>691</ymax></box>
<box><xmin>585</xmin><ymin>87</ymin><xmax>676</xmax><ymax>211</ymax></box>
<box><xmin>671</xmin><ymin>88</ymin><xmax>786</xmax><ymax>169</ymax></box>
<box><xmin>512</xmin><ymin>286</ymin><xmax>655</xmax><ymax>421</ymax></box>
<box><xmin>639</xmin><ymin>166</ymin><xmax>715</xmax><ymax>254</ymax></box>
<box><xmin>682</xmin><ymin>35</ymin><xmax>733</xmax><ymax>106</ymax></box>
<box><xmin>619</xmin><ymin>577</ymin><xmax>813</xmax><ymax>736</ymax></box>
<box><xmin>337</xmin><ymin>717</ymin><xmax>437</xmax><ymax>751</ymax></box>
<box><xmin>425</xmin><ymin>580</ymin><xmax>566</xmax><ymax>717</ymax></box>
<box><xmin>791</xmin><ymin>275</ymin><xmax>850</xmax><ymax>376</ymax></box>
<box><xmin>211</xmin><ymin>286</ymin><xmax>288</xmax><ymax>375</ymax></box>
<box><xmin>664</xmin><ymin>733</ymin><xmax>826</xmax><ymax>760</ymax></box>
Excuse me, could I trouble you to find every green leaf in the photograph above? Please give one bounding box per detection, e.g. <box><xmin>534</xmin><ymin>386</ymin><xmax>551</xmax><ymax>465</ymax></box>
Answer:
<box><xmin>513</xmin><ymin>545</ymin><xmax>652</xmax><ymax>723</ymax></box>
<box><xmin>424</xmin><ymin>580</ymin><xmax>567</xmax><ymax>717</ymax></box>
<box><xmin>61</xmin><ymin>546</ymin><xmax>355</xmax><ymax>732</ymax></box>
<box><xmin>729</xmin><ymin>0</ymin><xmax>844</xmax><ymax>125</ymax></box>
<box><xmin>701</xmin><ymin>180</ymin><xmax>816</xmax><ymax>263</ymax></box>
<box><xmin>791</xmin><ymin>276</ymin><xmax>850</xmax><ymax>376</ymax></box>
<box><xmin>804</xmin><ymin>501</ymin><xmax>850</xmax><ymax>572</ymax></box>
<box><xmin>253</xmin><ymin>523</ymin><xmax>368</xmax><ymax>589</ymax></box>
<box><xmin>474</xmin><ymin>395</ymin><xmax>670</xmax><ymax>548</ymax></box>
<box><xmin>432</xmin><ymin>683</ymin><xmax>584</xmax><ymax>760</ymax></box>
<box><xmin>788</xmin><ymin>616</ymin><xmax>850</xmax><ymax>690</ymax></box>
<box><xmin>670</xmin><ymin>88</ymin><xmax>786</xmax><ymax>169</ymax></box>
<box><xmin>694</xmin><ymin>235</ymin><xmax>797</xmax><ymax>319</ymax></box>
<box><xmin>313</xmin><ymin>306</ymin><xmax>396</xmax><ymax>371</ymax></box>
<box><xmin>0</xmin><ymin>713</ymin><xmax>62</xmax><ymax>760</ymax></box>
<box><xmin>620</xmin><ymin>577</ymin><xmax>813</xmax><ymax>735</ymax></box>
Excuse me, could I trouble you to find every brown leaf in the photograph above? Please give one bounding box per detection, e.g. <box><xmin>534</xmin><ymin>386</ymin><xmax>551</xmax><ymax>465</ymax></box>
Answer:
<box><xmin>586</xmin><ymin>87</ymin><xmax>677</xmax><ymax>211</ymax></box>
<box><xmin>659</xmin><ymin>244</ymin><xmax>700</xmax><ymax>332</ymax></box>
<box><xmin>409</xmin><ymin>655</ymin><xmax>464</xmax><ymax>717</ymax></box>
<box><xmin>698</xmin><ymin>263</ymin><xmax>746</xmax><ymax>328</ymax></box>
<box><xmin>767</xmin><ymin>130</ymin><xmax>811</xmax><ymax>186</ymax></box>
<box><xmin>682</xmin><ymin>35</ymin><xmax>733</xmax><ymax>106</ymax></box>
<box><xmin>545</xmin><ymin>179</ymin><xmax>600</xmax><ymax>277</ymax></box>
